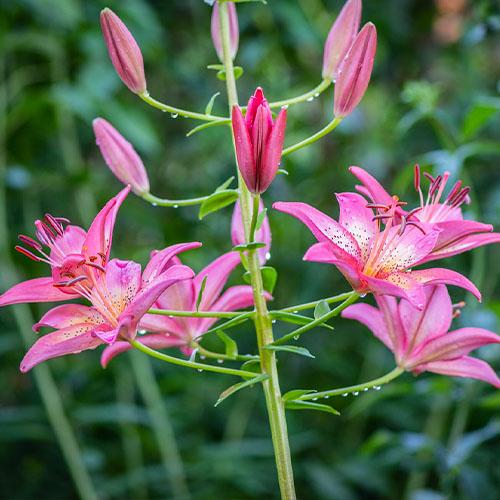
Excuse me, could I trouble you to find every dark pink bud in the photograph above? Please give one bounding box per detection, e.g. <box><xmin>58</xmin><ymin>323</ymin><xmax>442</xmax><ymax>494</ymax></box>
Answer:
<box><xmin>211</xmin><ymin>2</ymin><xmax>239</xmax><ymax>62</ymax></box>
<box><xmin>333</xmin><ymin>22</ymin><xmax>377</xmax><ymax>118</ymax></box>
<box><xmin>232</xmin><ymin>88</ymin><xmax>287</xmax><ymax>194</ymax></box>
<box><xmin>100</xmin><ymin>8</ymin><xmax>147</xmax><ymax>94</ymax></box>
<box><xmin>93</xmin><ymin>118</ymin><xmax>150</xmax><ymax>195</ymax></box>
<box><xmin>322</xmin><ymin>0</ymin><xmax>362</xmax><ymax>81</ymax></box>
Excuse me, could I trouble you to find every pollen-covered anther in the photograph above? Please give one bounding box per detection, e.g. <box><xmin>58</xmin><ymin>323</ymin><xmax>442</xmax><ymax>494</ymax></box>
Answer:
<box><xmin>44</xmin><ymin>214</ymin><xmax>64</xmax><ymax>236</ymax></box>
<box><xmin>15</xmin><ymin>245</ymin><xmax>43</xmax><ymax>262</ymax></box>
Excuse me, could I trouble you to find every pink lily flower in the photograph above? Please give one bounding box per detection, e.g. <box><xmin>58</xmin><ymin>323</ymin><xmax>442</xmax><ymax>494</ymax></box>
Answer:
<box><xmin>322</xmin><ymin>0</ymin><xmax>362</xmax><ymax>81</ymax></box>
<box><xmin>100</xmin><ymin>8</ymin><xmax>147</xmax><ymax>94</ymax></box>
<box><xmin>334</xmin><ymin>22</ymin><xmax>377</xmax><ymax>118</ymax></box>
<box><xmin>273</xmin><ymin>193</ymin><xmax>480</xmax><ymax>309</ymax></box>
<box><xmin>231</xmin><ymin>200</ymin><xmax>271</xmax><ymax>265</ymax></box>
<box><xmin>0</xmin><ymin>187</ymin><xmax>130</xmax><ymax>307</ymax></box>
<box><xmin>211</xmin><ymin>2</ymin><xmax>239</xmax><ymax>62</ymax></box>
<box><xmin>350</xmin><ymin>165</ymin><xmax>500</xmax><ymax>263</ymax></box>
<box><xmin>101</xmin><ymin>251</ymin><xmax>269</xmax><ymax>367</ymax></box>
<box><xmin>232</xmin><ymin>87</ymin><xmax>287</xmax><ymax>194</ymax></box>
<box><xmin>21</xmin><ymin>245</ymin><xmax>198</xmax><ymax>372</ymax></box>
<box><xmin>342</xmin><ymin>285</ymin><xmax>500</xmax><ymax>387</ymax></box>
<box><xmin>93</xmin><ymin>118</ymin><xmax>150</xmax><ymax>196</ymax></box>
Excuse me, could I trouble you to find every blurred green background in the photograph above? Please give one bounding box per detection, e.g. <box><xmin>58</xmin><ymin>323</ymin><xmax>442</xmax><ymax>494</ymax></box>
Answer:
<box><xmin>1</xmin><ymin>0</ymin><xmax>500</xmax><ymax>498</ymax></box>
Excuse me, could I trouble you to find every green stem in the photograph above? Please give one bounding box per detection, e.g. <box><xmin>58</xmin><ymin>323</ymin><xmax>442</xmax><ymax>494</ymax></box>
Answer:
<box><xmin>271</xmin><ymin>292</ymin><xmax>359</xmax><ymax>346</ymax></box>
<box><xmin>282</xmin><ymin>117</ymin><xmax>342</xmax><ymax>156</ymax></box>
<box><xmin>281</xmin><ymin>291</ymin><xmax>353</xmax><ymax>313</ymax></box>
<box><xmin>142</xmin><ymin>192</ymin><xmax>211</xmax><ymax>207</ymax></box>
<box><xmin>140</xmin><ymin>91</ymin><xmax>228</xmax><ymax>122</ymax></box>
<box><xmin>267</xmin><ymin>79</ymin><xmax>332</xmax><ymax>109</ymax></box>
<box><xmin>219</xmin><ymin>4</ymin><xmax>296</xmax><ymax>498</ymax></box>
<box><xmin>130</xmin><ymin>351</ymin><xmax>190</xmax><ymax>499</ymax></box>
<box><xmin>196</xmin><ymin>344</ymin><xmax>259</xmax><ymax>363</ymax></box>
<box><xmin>249</xmin><ymin>193</ymin><xmax>260</xmax><ymax>242</ymax></box>
<box><xmin>297</xmin><ymin>367</ymin><xmax>404</xmax><ymax>401</ymax></box>
<box><xmin>148</xmin><ymin>308</ymin><xmax>242</xmax><ymax>319</ymax></box>
<box><xmin>131</xmin><ymin>340</ymin><xmax>259</xmax><ymax>379</ymax></box>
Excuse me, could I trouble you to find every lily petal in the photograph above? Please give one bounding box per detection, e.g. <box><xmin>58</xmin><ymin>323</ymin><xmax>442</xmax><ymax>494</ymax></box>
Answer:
<box><xmin>273</xmin><ymin>201</ymin><xmax>362</xmax><ymax>264</ymax></box>
<box><xmin>342</xmin><ymin>303</ymin><xmax>393</xmax><ymax>350</ymax></box>
<box><xmin>193</xmin><ymin>252</ymin><xmax>241</xmax><ymax>311</ymax></box>
<box><xmin>0</xmin><ymin>277</ymin><xmax>78</xmax><ymax>306</ymax></box>
<box><xmin>232</xmin><ymin>105</ymin><xmax>256</xmax><ymax>192</ymax></box>
<box><xmin>407</xmin><ymin>327</ymin><xmax>500</xmax><ymax>366</ymax></box>
<box><xmin>336</xmin><ymin>192</ymin><xmax>377</xmax><ymax>262</ymax></box>
<box><xmin>415</xmin><ymin>356</ymin><xmax>500</xmax><ymax>388</ymax></box>
<box><xmin>142</xmin><ymin>242</ymin><xmax>201</xmax><ymax>285</ymax></box>
<box><xmin>20</xmin><ymin>323</ymin><xmax>103</xmax><ymax>372</ymax></box>
<box><xmin>349</xmin><ymin>166</ymin><xmax>396</xmax><ymax>211</ymax></box>
<box><xmin>34</xmin><ymin>304</ymin><xmax>105</xmax><ymax>332</ymax></box>
<box><xmin>364</xmin><ymin>272</ymin><xmax>426</xmax><ymax>309</ymax></box>
<box><xmin>398</xmin><ymin>285</ymin><xmax>452</xmax><ymax>350</ymax></box>
<box><xmin>83</xmin><ymin>186</ymin><xmax>130</xmax><ymax>261</ymax></box>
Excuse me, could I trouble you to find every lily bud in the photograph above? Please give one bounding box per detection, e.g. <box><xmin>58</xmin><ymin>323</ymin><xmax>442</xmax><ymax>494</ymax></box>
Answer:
<box><xmin>100</xmin><ymin>8</ymin><xmax>147</xmax><ymax>94</ymax></box>
<box><xmin>334</xmin><ymin>22</ymin><xmax>377</xmax><ymax>118</ymax></box>
<box><xmin>322</xmin><ymin>0</ymin><xmax>362</xmax><ymax>81</ymax></box>
<box><xmin>93</xmin><ymin>118</ymin><xmax>150</xmax><ymax>195</ymax></box>
<box><xmin>231</xmin><ymin>200</ymin><xmax>271</xmax><ymax>265</ymax></box>
<box><xmin>232</xmin><ymin>88</ymin><xmax>287</xmax><ymax>194</ymax></box>
<box><xmin>211</xmin><ymin>2</ymin><xmax>239</xmax><ymax>62</ymax></box>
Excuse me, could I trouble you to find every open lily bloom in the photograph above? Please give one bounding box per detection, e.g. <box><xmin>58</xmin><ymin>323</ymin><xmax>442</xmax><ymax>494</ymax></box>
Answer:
<box><xmin>0</xmin><ymin>187</ymin><xmax>130</xmax><ymax>306</ymax></box>
<box><xmin>273</xmin><ymin>194</ymin><xmax>480</xmax><ymax>309</ymax></box>
<box><xmin>101</xmin><ymin>251</ymin><xmax>269</xmax><ymax>366</ymax></box>
<box><xmin>350</xmin><ymin>166</ymin><xmax>500</xmax><ymax>263</ymax></box>
<box><xmin>342</xmin><ymin>285</ymin><xmax>500</xmax><ymax>387</ymax></box>
<box><xmin>21</xmin><ymin>243</ymin><xmax>199</xmax><ymax>372</ymax></box>
<box><xmin>231</xmin><ymin>200</ymin><xmax>271</xmax><ymax>265</ymax></box>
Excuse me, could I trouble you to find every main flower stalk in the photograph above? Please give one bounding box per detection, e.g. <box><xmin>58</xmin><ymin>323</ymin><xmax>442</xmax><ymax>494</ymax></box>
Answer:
<box><xmin>218</xmin><ymin>4</ymin><xmax>296</xmax><ymax>499</ymax></box>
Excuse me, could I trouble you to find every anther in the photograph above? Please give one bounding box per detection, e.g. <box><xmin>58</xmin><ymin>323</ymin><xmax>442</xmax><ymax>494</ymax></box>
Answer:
<box><xmin>44</xmin><ymin>214</ymin><xmax>64</xmax><ymax>236</ymax></box>
<box><xmin>413</xmin><ymin>164</ymin><xmax>421</xmax><ymax>191</ymax></box>
<box><xmin>18</xmin><ymin>235</ymin><xmax>42</xmax><ymax>251</ymax></box>
<box><xmin>85</xmin><ymin>261</ymin><xmax>106</xmax><ymax>273</ymax></box>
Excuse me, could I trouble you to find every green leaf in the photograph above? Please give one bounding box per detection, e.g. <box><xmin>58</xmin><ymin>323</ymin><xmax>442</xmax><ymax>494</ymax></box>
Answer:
<box><xmin>240</xmin><ymin>359</ymin><xmax>261</xmax><ymax>374</ymax></box>
<box><xmin>242</xmin><ymin>271</ymin><xmax>251</xmax><ymax>285</ymax></box>
<box><xmin>277</xmin><ymin>168</ymin><xmax>289</xmax><ymax>175</ymax></box>
<box><xmin>207</xmin><ymin>64</ymin><xmax>224</xmax><ymax>71</ymax></box>
<box><xmin>282</xmin><ymin>389</ymin><xmax>317</xmax><ymax>402</ymax></box>
<box><xmin>214</xmin><ymin>374</ymin><xmax>268</xmax><ymax>407</ymax></box>
<box><xmin>314</xmin><ymin>300</ymin><xmax>330</xmax><ymax>319</ymax></box>
<box><xmin>205</xmin><ymin>92</ymin><xmax>220</xmax><ymax>115</ymax></box>
<box><xmin>284</xmin><ymin>400</ymin><xmax>340</xmax><ymax>415</ymax></box>
<box><xmin>233</xmin><ymin>242</ymin><xmax>266</xmax><ymax>252</ymax></box>
<box><xmin>261</xmin><ymin>266</ymin><xmax>277</xmax><ymax>294</ymax></box>
<box><xmin>216</xmin><ymin>330</ymin><xmax>238</xmax><ymax>359</ymax></box>
<box><xmin>461</xmin><ymin>98</ymin><xmax>500</xmax><ymax>141</ymax></box>
<box><xmin>264</xmin><ymin>345</ymin><xmax>315</xmax><ymax>359</ymax></box>
<box><xmin>255</xmin><ymin>208</ymin><xmax>267</xmax><ymax>231</ymax></box>
<box><xmin>198</xmin><ymin>190</ymin><xmax>239</xmax><ymax>219</ymax></box>
<box><xmin>195</xmin><ymin>276</ymin><xmax>208</xmax><ymax>311</ymax></box>
<box><xmin>209</xmin><ymin>66</ymin><xmax>244</xmax><ymax>81</ymax></box>
<box><xmin>215</xmin><ymin>176</ymin><xmax>235</xmax><ymax>192</ymax></box>
<box><xmin>269</xmin><ymin>311</ymin><xmax>334</xmax><ymax>330</ymax></box>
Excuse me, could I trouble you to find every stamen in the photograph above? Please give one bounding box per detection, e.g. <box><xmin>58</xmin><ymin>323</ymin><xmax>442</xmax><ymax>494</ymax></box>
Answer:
<box><xmin>85</xmin><ymin>261</ymin><xmax>106</xmax><ymax>273</ymax></box>
<box><xmin>54</xmin><ymin>275</ymin><xmax>88</xmax><ymax>287</ymax></box>
<box><xmin>18</xmin><ymin>235</ymin><xmax>42</xmax><ymax>251</ymax></box>
<box><xmin>405</xmin><ymin>221</ymin><xmax>427</xmax><ymax>234</ymax></box>
<box><xmin>445</xmin><ymin>180</ymin><xmax>462</xmax><ymax>203</ymax></box>
<box><xmin>15</xmin><ymin>245</ymin><xmax>43</xmax><ymax>262</ymax></box>
<box><xmin>429</xmin><ymin>175</ymin><xmax>442</xmax><ymax>198</ymax></box>
<box><xmin>423</xmin><ymin>172</ymin><xmax>435</xmax><ymax>184</ymax></box>
<box><xmin>44</xmin><ymin>214</ymin><xmax>64</xmax><ymax>236</ymax></box>
<box><xmin>366</xmin><ymin>203</ymin><xmax>390</xmax><ymax>210</ymax></box>
<box><xmin>450</xmin><ymin>187</ymin><xmax>470</xmax><ymax>208</ymax></box>
<box><xmin>405</xmin><ymin>207</ymin><xmax>423</xmax><ymax>220</ymax></box>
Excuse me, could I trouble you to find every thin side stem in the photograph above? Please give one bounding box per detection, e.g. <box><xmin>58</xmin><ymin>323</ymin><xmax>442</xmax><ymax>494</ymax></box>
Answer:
<box><xmin>148</xmin><ymin>308</ymin><xmax>242</xmax><ymax>319</ymax></box>
<box><xmin>267</xmin><ymin>79</ymin><xmax>332</xmax><ymax>109</ymax></box>
<box><xmin>130</xmin><ymin>351</ymin><xmax>190</xmax><ymax>499</ymax></box>
<box><xmin>140</xmin><ymin>92</ymin><xmax>228</xmax><ymax>122</ymax></box>
<box><xmin>196</xmin><ymin>345</ymin><xmax>259</xmax><ymax>363</ymax></box>
<box><xmin>282</xmin><ymin>117</ymin><xmax>342</xmax><ymax>156</ymax></box>
<box><xmin>297</xmin><ymin>367</ymin><xmax>404</xmax><ymax>400</ymax></box>
<box><xmin>142</xmin><ymin>192</ymin><xmax>211</xmax><ymax>207</ymax></box>
<box><xmin>280</xmin><ymin>291</ymin><xmax>353</xmax><ymax>313</ymax></box>
<box><xmin>219</xmin><ymin>4</ymin><xmax>296</xmax><ymax>498</ymax></box>
<box><xmin>271</xmin><ymin>292</ymin><xmax>359</xmax><ymax>346</ymax></box>
<box><xmin>131</xmin><ymin>340</ymin><xmax>259</xmax><ymax>379</ymax></box>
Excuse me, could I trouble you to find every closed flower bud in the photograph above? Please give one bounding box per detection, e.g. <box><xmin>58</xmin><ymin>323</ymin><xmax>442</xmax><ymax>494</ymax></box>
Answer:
<box><xmin>100</xmin><ymin>8</ymin><xmax>147</xmax><ymax>94</ymax></box>
<box><xmin>334</xmin><ymin>22</ymin><xmax>377</xmax><ymax>118</ymax></box>
<box><xmin>93</xmin><ymin>118</ymin><xmax>150</xmax><ymax>195</ymax></box>
<box><xmin>322</xmin><ymin>0</ymin><xmax>362</xmax><ymax>81</ymax></box>
<box><xmin>232</xmin><ymin>88</ymin><xmax>287</xmax><ymax>194</ymax></box>
<box><xmin>211</xmin><ymin>2</ymin><xmax>239</xmax><ymax>62</ymax></box>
